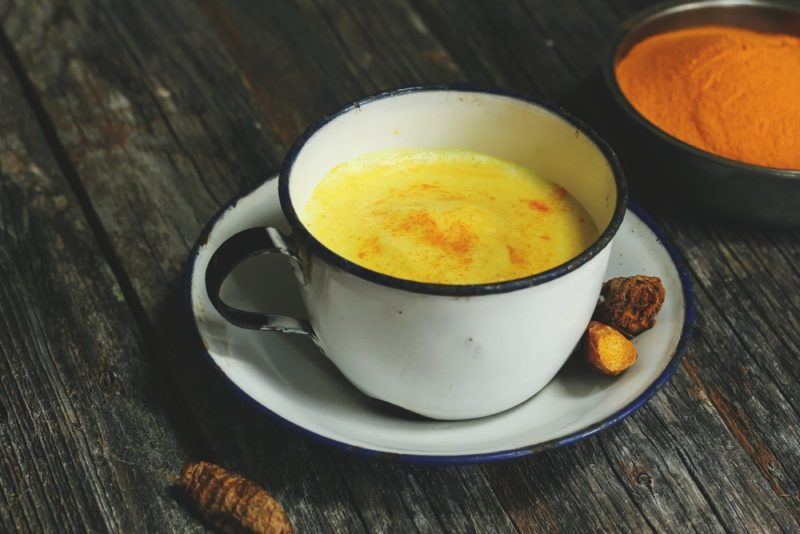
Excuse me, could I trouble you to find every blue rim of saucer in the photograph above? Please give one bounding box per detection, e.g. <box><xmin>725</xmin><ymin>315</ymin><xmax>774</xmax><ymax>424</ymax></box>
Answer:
<box><xmin>183</xmin><ymin>177</ymin><xmax>695</xmax><ymax>465</ymax></box>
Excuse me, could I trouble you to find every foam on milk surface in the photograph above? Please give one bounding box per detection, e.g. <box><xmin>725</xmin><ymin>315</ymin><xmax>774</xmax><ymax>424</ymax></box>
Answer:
<box><xmin>301</xmin><ymin>149</ymin><xmax>597</xmax><ymax>284</ymax></box>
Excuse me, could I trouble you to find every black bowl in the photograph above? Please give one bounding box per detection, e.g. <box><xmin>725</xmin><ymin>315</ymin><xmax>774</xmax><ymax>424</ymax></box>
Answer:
<box><xmin>603</xmin><ymin>0</ymin><xmax>800</xmax><ymax>226</ymax></box>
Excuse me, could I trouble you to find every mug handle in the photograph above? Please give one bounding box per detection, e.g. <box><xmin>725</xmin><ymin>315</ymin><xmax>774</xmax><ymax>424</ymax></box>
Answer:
<box><xmin>205</xmin><ymin>227</ymin><xmax>317</xmax><ymax>341</ymax></box>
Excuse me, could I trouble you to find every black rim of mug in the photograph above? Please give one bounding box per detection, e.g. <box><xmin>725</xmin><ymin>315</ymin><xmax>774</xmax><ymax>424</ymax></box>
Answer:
<box><xmin>278</xmin><ymin>83</ymin><xmax>629</xmax><ymax>296</ymax></box>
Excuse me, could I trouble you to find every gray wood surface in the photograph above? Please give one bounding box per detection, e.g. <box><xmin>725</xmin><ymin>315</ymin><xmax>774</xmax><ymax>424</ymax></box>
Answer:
<box><xmin>0</xmin><ymin>0</ymin><xmax>798</xmax><ymax>532</ymax></box>
<box><xmin>0</xmin><ymin>30</ymin><xmax>204</xmax><ymax>532</ymax></box>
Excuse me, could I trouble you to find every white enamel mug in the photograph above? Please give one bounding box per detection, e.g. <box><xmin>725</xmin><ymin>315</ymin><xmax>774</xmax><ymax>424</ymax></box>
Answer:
<box><xmin>206</xmin><ymin>86</ymin><xmax>627</xmax><ymax>420</ymax></box>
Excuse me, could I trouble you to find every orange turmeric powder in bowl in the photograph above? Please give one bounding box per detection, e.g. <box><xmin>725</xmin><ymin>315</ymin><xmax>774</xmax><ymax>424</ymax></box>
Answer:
<box><xmin>604</xmin><ymin>0</ymin><xmax>800</xmax><ymax>226</ymax></box>
<box><xmin>615</xmin><ymin>25</ymin><xmax>800</xmax><ymax>171</ymax></box>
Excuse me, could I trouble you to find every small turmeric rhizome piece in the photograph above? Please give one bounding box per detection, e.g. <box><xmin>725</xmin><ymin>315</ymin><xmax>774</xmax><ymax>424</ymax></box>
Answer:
<box><xmin>181</xmin><ymin>461</ymin><xmax>293</xmax><ymax>534</ymax></box>
<box><xmin>584</xmin><ymin>321</ymin><xmax>638</xmax><ymax>376</ymax></box>
<box><xmin>594</xmin><ymin>275</ymin><xmax>665</xmax><ymax>338</ymax></box>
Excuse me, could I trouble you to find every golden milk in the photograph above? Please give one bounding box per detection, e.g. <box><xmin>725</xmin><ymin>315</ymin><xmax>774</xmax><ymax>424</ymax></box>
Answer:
<box><xmin>301</xmin><ymin>149</ymin><xmax>598</xmax><ymax>284</ymax></box>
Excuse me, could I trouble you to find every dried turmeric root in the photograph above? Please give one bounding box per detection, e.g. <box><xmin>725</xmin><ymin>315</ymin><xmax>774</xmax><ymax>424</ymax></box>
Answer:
<box><xmin>584</xmin><ymin>321</ymin><xmax>638</xmax><ymax>376</ymax></box>
<box><xmin>594</xmin><ymin>275</ymin><xmax>665</xmax><ymax>337</ymax></box>
<box><xmin>180</xmin><ymin>461</ymin><xmax>293</xmax><ymax>534</ymax></box>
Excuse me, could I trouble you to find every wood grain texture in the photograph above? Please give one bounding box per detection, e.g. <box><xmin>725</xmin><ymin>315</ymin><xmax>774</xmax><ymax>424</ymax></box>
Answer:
<box><xmin>406</xmin><ymin>0</ymin><xmax>800</xmax><ymax>526</ymax></box>
<box><xmin>0</xmin><ymin>33</ymin><xmax>205</xmax><ymax>533</ymax></box>
<box><xmin>1</xmin><ymin>1</ymin><xmax>372</xmax><ymax>532</ymax></box>
<box><xmin>0</xmin><ymin>0</ymin><xmax>798</xmax><ymax>532</ymax></box>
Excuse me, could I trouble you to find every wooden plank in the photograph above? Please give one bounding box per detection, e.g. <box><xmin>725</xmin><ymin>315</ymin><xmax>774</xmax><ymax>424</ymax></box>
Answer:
<box><xmin>0</xmin><ymin>35</ymin><xmax>207</xmax><ymax>533</ymax></box>
<box><xmin>402</xmin><ymin>0</ymin><xmax>800</xmax><ymax>527</ymax></box>
<box><xmin>0</xmin><ymin>2</ymin><xmax>374</xmax><ymax>533</ymax></box>
<box><xmin>216</xmin><ymin>3</ymin><xmax>786</xmax><ymax>526</ymax></box>
<box><xmin>0</xmin><ymin>1</ymin><xmax>521</xmax><ymax>530</ymax></box>
<box><xmin>196</xmin><ymin>0</ymin><xmax>467</xmax><ymax>143</ymax></box>
<box><xmin>1</xmin><ymin>0</ymin><xmax>629</xmax><ymax>531</ymax></box>
<box><xmin>558</xmin><ymin>0</ymin><xmax>800</xmax><ymax>515</ymax></box>
<box><xmin>655</xmin><ymin>217</ymin><xmax>800</xmax><ymax>507</ymax></box>
<box><xmin>406</xmin><ymin>0</ymin><xmax>618</xmax><ymax>100</ymax></box>
<box><xmin>1</xmin><ymin>1</ymin><xmax>422</xmax><ymax>532</ymax></box>
<box><xmin>2</xmin><ymin>0</ymin><xmax>799</xmax><ymax>531</ymax></box>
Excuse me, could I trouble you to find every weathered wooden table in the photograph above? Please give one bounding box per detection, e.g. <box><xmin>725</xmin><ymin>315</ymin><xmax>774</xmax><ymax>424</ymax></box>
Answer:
<box><xmin>2</xmin><ymin>0</ymin><xmax>799</xmax><ymax>531</ymax></box>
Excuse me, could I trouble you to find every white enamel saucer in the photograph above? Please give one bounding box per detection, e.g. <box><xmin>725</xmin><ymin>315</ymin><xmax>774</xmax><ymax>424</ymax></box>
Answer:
<box><xmin>186</xmin><ymin>176</ymin><xmax>694</xmax><ymax>464</ymax></box>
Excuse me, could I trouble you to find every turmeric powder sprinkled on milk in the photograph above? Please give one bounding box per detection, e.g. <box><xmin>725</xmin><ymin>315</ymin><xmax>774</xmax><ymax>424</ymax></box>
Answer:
<box><xmin>616</xmin><ymin>26</ymin><xmax>800</xmax><ymax>170</ymax></box>
<box><xmin>301</xmin><ymin>149</ymin><xmax>598</xmax><ymax>285</ymax></box>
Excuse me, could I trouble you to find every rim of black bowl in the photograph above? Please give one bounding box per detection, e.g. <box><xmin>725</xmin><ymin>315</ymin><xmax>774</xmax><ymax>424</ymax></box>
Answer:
<box><xmin>278</xmin><ymin>84</ymin><xmax>628</xmax><ymax>297</ymax></box>
<box><xmin>603</xmin><ymin>0</ymin><xmax>800</xmax><ymax>179</ymax></box>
